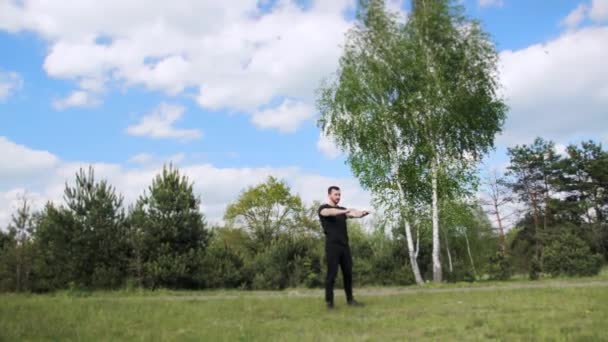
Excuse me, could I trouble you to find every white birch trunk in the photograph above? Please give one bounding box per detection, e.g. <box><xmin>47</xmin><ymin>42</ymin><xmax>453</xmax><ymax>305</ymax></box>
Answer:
<box><xmin>443</xmin><ymin>228</ymin><xmax>453</xmax><ymax>273</ymax></box>
<box><xmin>464</xmin><ymin>229</ymin><xmax>477</xmax><ymax>277</ymax></box>
<box><xmin>397</xmin><ymin>181</ymin><xmax>424</xmax><ymax>285</ymax></box>
<box><xmin>431</xmin><ymin>157</ymin><xmax>442</xmax><ymax>282</ymax></box>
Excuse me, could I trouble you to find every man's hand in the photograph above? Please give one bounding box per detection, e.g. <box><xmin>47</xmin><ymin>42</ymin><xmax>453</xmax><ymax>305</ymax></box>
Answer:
<box><xmin>347</xmin><ymin>209</ymin><xmax>370</xmax><ymax>218</ymax></box>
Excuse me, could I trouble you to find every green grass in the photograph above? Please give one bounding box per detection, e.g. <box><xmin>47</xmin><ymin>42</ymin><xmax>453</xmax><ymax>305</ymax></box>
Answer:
<box><xmin>2</xmin><ymin>279</ymin><xmax>608</xmax><ymax>341</ymax></box>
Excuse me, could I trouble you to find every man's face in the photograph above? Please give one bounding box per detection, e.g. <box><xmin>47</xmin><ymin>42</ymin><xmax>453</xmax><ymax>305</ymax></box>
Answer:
<box><xmin>329</xmin><ymin>189</ymin><xmax>341</xmax><ymax>205</ymax></box>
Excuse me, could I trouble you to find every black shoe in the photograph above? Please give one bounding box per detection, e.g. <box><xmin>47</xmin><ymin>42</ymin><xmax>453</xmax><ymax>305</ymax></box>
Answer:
<box><xmin>347</xmin><ymin>299</ymin><xmax>364</xmax><ymax>307</ymax></box>
<box><xmin>326</xmin><ymin>301</ymin><xmax>335</xmax><ymax>309</ymax></box>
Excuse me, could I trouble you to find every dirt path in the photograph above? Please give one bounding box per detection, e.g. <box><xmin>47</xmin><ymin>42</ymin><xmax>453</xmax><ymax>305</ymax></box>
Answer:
<box><xmin>105</xmin><ymin>280</ymin><xmax>608</xmax><ymax>301</ymax></box>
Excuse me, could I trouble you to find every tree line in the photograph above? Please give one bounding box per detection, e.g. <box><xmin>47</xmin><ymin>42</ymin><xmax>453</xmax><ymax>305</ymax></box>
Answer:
<box><xmin>0</xmin><ymin>136</ymin><xmax>606</xmax><ymax>292</ymax></box>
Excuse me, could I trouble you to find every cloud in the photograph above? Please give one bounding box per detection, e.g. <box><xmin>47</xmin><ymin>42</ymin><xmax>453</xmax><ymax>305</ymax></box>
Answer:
<box><xmin>126</xmin><ymin>103</ymin><xmax>202</xmax><ymax>141</ymax></box>
<box><xmin>251</xmin><ymin>99</ymin><xmax>314</xmax><ymax>133</ymax></box>
<box><xmin>0</xmin><ymin>70</ymin><xmax>23</xmax><ymax>101</ymax></box>
<box><xmin>0</xmin><ymin>137</ymin><xmax>371</xmax><ymax>228</ymax></box>
<box><xmin>0</xmin><ymin>136</ymin><xmax>60</xmax><ymax>179</ymax></box>
<box><xmin>497</xmin><ymin>26</ymin><xmax>608</xmax><ymax>146</ymax></box>
<box><xmin>128</xmin><ymin>152</ymin><xmax>186</xmax><ymax>165</ymax></box>
<box><xmin>53</xmin><ymin>90</ymin><xmax>100</xmax><ymax>109</ymax></box>
<box><xmin>479</xmin><ymin>0</ymin><xmax>504</xmax><ymax>8</ymax></box>
<box><xmin>317</xmin><ymin>132</ymin><xmax>342</xmax><ymax>159</ymax></box>
<box><xmin>0</xmin><ymin>189</ymin><xmax>47</xmax><ymax>230</ymax></box>
<box><xmin>561</xmin><ymin>0</ymin><xmax>608</xmax><ymax>30</ymax></box>
<box><xmin>562</xmin><ymin>4</ymin><xmax>589</xmax><ymax>30</ymax></box>
<box><xmin>0</xmin><ymin>0</ymin><xmax>354</xmax><ymax>132</ymax></box>
<box><xmin>590</xmin><ymin>0</ymin><xmax>608</xmax><ymax>22</ymax></box>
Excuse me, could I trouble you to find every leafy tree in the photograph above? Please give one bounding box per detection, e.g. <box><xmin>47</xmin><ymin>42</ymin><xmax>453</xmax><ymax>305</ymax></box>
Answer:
<box><xmin>543</xmin><ymin>230</ymin><xmax>603</xmax><ymax>277</ymax></box>
<box><xmin>33</xmin><ymin>167</ymin><xmax>129</xmax><ymax>289</ymax></box>
<box><xmin>31</xmin><ymin>203</ymin><xmax>78</xmax><ymax>291</ymax></box>
<box><xmin>554</xmin><ymin>141</ymin><xmax>608</xmax><ymax>225</ymax></box>
<box><xmin>224</xmin><ymin>176</ymin><xmax>304</xmax><ymax>247</ymax></box>
<box><xmin>317</xmin><ymin>0</ymin><xmax>506</xmax><ymax>282</ymax></box>
<box><xmin>0</xmin><ymin>196</ymin><xmax>36</xmax><ymax>291</ymax></box>
<box><xmin>129</xmin><ymin>164</ymin><xmax>210</xmax><ymax>289</ymax></box>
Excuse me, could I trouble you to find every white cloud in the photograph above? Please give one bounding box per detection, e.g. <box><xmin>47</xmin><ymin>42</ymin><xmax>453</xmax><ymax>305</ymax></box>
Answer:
<box><xmin>479</xmin><ymin>0</ymin><xmax>503</xmax><ymax>8</ymax></box>
<box><xmin>0</xmin><ymin>189</ymin><xmax>47</xmax><ymax>230</ymax></box>
<box><xmin>126</xmin><ymin>103</ymin><xmax>202</xmax><ymax>141</ymax></box>
<box><xmin>562</xmin><ymin>4</ymin><xmax>589</xmax><ymax>30</ymax></box>
<box><xmin>129</xmin><ymin>153</ymin><xmax>154</xmax><ymax>164</ymax></box>
<box><xmin>0</xmin><ymin>70</ymin><xmax>23</xmax><ymax>101</ymax></box>
<box><xmin>53</xmin><ymin>90</ymin><xmax>99</xmax><ymax>109</ymax></box>
<box><xmin>129</xmin><ymin>152</ymin><xmax>186</xmax><ymax>165</ymax></box>
<box><xmin>251</xmin><ymin>99</ymin><xmax>314</xmax><ymax>133</ymax></box>
<box><xmin>0</xmin><ymin>0</ymin><xmax>354</xmax><ymax>132</ymax></box>
<box><xmin>498</xmin><ymin>26</ymin><xmax>608</xmax><ymax>146</ymax></box>
<box><xmin>590</xmin><ymin>0</ymin><xmax>608</xmax><ymax>21</ymax></box>
<box><xmin>317</xmin><ymin>132</ymin><xmax>342</xmax><ymax>159</ymax></box>
<box><xmin>0</xmin><ymin>137</ymin><xmax>371</xmax><ymax>228</ymax></box>
<box><xmin>0</xmin><ymin>136</ymin><xmax>59</xmax><ymax>179</ymax></box>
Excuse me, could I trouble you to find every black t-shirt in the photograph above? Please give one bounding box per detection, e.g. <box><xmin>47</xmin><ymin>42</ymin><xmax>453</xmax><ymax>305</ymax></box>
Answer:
<box><xmin>318</xmin><ymin>204</ymin><xmax>349</xmax><ymax>246</ymax></box>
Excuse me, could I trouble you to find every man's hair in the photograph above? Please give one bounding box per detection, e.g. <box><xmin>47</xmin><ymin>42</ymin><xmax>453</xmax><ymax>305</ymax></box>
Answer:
<box><xmin>328</xmin><ymin>186</ymin><xmax>340</xmax><ymax>194</ymax></box>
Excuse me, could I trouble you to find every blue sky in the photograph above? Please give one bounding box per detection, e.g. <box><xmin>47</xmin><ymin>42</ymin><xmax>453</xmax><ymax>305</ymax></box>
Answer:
<box><xmin>1</xmin><ymin>0</ymin><xmax>607</xmax><ymax>225</ymax></box>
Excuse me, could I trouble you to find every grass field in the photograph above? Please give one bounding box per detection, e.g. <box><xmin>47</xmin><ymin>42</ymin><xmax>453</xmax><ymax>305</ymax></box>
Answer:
<box><xmin>2</xmin><ymin>274</ymin><xmax>608</xmax><ymax>341</ymax></box>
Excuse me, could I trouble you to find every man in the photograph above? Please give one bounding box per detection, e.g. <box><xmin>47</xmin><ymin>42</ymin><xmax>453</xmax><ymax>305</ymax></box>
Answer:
<box><xmin>318</xmin><ymin>185</ymin><xmax>369</xmax><ymax>309</ymax></box>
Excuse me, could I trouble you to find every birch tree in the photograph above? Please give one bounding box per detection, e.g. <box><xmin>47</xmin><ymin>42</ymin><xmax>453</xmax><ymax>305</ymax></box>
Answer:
<box><xmin>317</xmin><ymin>0</ymin><xmax>506</xmax><ymax>282</ymax></box>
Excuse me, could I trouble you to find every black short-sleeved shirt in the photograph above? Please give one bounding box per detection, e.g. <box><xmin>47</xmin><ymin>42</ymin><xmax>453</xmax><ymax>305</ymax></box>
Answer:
<box><xmin>318</xmin><ymin>204</ymin><xmax>349</xmax><ymax>246</ymax></box>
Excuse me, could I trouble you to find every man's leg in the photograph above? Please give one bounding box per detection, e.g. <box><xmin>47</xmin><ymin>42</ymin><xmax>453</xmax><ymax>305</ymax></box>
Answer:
<box><xmin>341</xmin><ymin>245</ymin><xmax>363</xmax><ymax>306</ymax></box>
<box><xmin>339</xmin><ymin>245</ymin><xmax>353</xmax><ymax>302</ymax></box>
<box><xmin>325</xmin><ymin>244</ymin><xmax>340</xmax><ymax>306</ymax></box>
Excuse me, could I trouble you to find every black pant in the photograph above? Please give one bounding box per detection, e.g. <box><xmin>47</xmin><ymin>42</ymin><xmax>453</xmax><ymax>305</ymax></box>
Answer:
<box><xmin>325</xmin><ymin>243</ymin><xmax>353</xmax><ymax>303</ymax></box>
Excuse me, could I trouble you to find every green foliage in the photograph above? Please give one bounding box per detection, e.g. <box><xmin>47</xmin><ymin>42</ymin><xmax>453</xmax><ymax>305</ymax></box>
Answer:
<box><xmin>2</xmin><ymin>136</ymin><xmax>606</xmax><ymax>292</ymax></box>
<box><xmin>445</xmin><ymin>260</ymin><xmax>476</xmax><ymax>283</ymax></box>
<box><xmin>30</xmin><ymin>167</ymin><xmax>129</xmax><ymax>291</ymax></box>
<box><xmin>129</xmin><ymin>164</ymin><xmax>210</xmax><ymax>289</ymax></box>
<box><xmin>487</xmin><ymin>250</ymin><xmax>512</xmax><ymax>281</ymax></box>
<box><xmin>247</xmin><ymin>234</ymin><xmax>324</xmax><ymax>290</ymax></box>
<box><xmin>201</xmin><ymin>241</ymin><xmax>246</xmax><ymax>289</ymax></box>
<box><xmin>553</xmin><ymin>141</ymin><xmax>608</xmax><ymax>225</ymax></box>
<box><xmin>224</xmin><ymin>176</ymin><xmax>305</xmax><ymax>246</ymax></box>
<box><xmin>543</xmin><ymin>232</ymin><xmax>603</xmax><ymax>277</ymax></box>
<box><xmin>529</xmin><ymin>256</ymin><xmax>541</xmax><ymax>281</ymax></box>
<box><xmin>0</xmin><ymin>197</ymin><xmax>37</xmax><ymax>292</ymax></box>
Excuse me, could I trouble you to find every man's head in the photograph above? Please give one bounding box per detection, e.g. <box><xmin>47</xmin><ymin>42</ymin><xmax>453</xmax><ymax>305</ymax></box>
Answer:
<box><xmin>327</xmin><ymin>186</ymin><xmax>341</xmax><ymax>205</ymax></box>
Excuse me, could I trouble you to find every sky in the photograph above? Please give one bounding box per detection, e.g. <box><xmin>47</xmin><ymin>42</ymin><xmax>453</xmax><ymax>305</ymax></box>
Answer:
<box><xmin>1</xmin><ymin>0</ymin><xmax>607</xmax><ymax>228</ymax></box>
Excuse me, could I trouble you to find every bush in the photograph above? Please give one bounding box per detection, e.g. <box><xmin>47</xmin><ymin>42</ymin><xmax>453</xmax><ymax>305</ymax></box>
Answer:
<box><xmin>367</xmin><ymin>241</ymin><xmax>416</xmax><ymax>286</ymax></box>
<box><xmin>529</xmin><ymin>256</ymin><xmax>541</xmax><ymax>280</ymax></box>
<box><xmin>487</xmin><ymin>250</ymin><xmax>512</xmax><ymax>281</ymax></box>
<box><xmin>246</xmin><ymin>235</ymin><xmax>324</xmax><ymax>290</ymax></box>
<box><xmin>542</xmin><ymin>232</ymin><xmax>603</xmax><ymax>277</ymax></box>
<box><xmin>201</xmin><ymin>243</ymin><xmax>246</xmax><ymax>289</ymax></box>
<box><xmin>445</xmin><ymin>261</ymin><xmax>476</xmax><ymax>283</ymax></box>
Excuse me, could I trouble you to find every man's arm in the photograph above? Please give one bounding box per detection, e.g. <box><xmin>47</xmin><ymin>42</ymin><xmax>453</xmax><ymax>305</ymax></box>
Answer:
<box><xmin>319</xmin><ymin>208</ymin><xmax>350</xmax><ymax>217</ymax></box>
<box><xmin>346</xmin><ymin>209</ymin><xmax>370</xmax><ymax>218</ymax></box>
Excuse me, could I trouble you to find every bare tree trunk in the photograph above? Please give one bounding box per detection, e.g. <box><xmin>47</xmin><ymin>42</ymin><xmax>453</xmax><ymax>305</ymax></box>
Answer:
<box><xmin>405</xmin><ymin>220</ymin><xmax>425</xmax><ymax>285</ymax></box>
<box><xmin>483</xmin><ymin>170</ymin><xmax>512</xmax><ymax>253</ymax></box>
<box><xmin>443</xmin><ymin>227</ymin><xmax>453</xmax><ymax>273</ymax></box>
<box><xmin>493</xmin><ymin>200</ymin><xmax>506</xmax><ymax>253</ymax></box>
<box><xmin>415</xmin><ymin>224</ymin><xmax>420</xmax><ymax>259</ymax></box>
<box><xmin>431</xmin><ymin>158</ymin><xmax>442</xmax><ymax>282</ymax></box>
<box><xmin>464</xmin><ymin>229</ymin><xmax>477</xmax><ymax>278</ymax></box>
<box><xmin>397</xmin><ymin>182</ymin><xmax>424</xmax><ymax>285</ymax></box>
<box><xmin>16</xmin><ymin>250</ymin><xmax>22</xmax><ymax>292</ymax></box>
